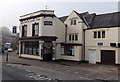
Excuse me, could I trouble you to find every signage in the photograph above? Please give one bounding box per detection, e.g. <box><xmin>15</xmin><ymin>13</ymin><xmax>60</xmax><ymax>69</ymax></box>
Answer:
<box><xmin>98</xmin><ymin>43</ymin><xmax>103</xmax><ymax>46</ymax></box>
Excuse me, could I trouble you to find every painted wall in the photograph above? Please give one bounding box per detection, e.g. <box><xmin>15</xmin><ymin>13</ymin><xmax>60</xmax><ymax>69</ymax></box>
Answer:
<box><xmin>85</xmin><ymin>27</ymin><xmax>120</xmax><ymax>64</ymax></box>
<box><xmin>60</xmin><ymin>11</ymin><xmax>85</xmax><ymax>61</ymax></box>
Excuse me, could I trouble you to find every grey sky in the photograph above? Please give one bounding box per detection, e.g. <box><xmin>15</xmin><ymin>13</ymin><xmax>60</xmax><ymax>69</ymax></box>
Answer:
<box><xmin>0</xmin><ymin>0</ymin><xmax>119</xmax><ymax>31</ymax></box>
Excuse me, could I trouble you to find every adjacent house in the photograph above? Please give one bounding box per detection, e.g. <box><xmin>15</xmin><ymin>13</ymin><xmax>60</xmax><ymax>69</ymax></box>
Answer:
<box><xmin>19</xmin><ymin>10</ymin><xmax>120</xmax><ymax>65</ymax></box>
<box><xmin>84</xmin><ymin>12</ymin><xmax>120</xmax><ymax>65</ymax></box>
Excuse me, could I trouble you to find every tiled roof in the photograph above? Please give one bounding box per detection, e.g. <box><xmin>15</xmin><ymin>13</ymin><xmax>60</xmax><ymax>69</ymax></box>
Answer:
<box><xmin>84</xmin><ymin>12</ymin><xmax>120</xmax><ymax>29</ymax></box>
<box><xmin>59</xmin><ymin>16</ymin><xmax>68</xmax><ymax>23</ymax></box>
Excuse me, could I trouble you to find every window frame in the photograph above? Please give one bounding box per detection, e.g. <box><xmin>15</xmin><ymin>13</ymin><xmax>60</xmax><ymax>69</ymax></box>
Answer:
<box><xmin>22</xmin><ymin>25</ymin><xmax>27</xmax><ymax>37</ymax></box>
<box><xmin>102</xmin><ymin>31</ymin><xmax>105</xmax><ymax>38</ymax></box>
<box><xmin>32</xmin><ymin>23</ymin><xmax>39</xmax><ymax>36</ymax></box>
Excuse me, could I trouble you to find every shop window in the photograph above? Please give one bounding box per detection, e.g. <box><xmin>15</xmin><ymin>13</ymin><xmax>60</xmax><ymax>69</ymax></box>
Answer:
<box><xmin>21</xmin><ymin>42</ymin><xmax>39</xmax><ymax>56</ymax></box>
<box><xmin>61</xmin><ymin>46</ymin><xmax>74</xmax><ymax>56</ymax></box>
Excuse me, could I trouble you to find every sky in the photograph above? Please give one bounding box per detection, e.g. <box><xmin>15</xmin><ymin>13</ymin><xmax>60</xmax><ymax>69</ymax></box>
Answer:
<box><xmin>0</xmin><ymin>0</ymin><xmax>119</xmax><ymax>32</ymax></box>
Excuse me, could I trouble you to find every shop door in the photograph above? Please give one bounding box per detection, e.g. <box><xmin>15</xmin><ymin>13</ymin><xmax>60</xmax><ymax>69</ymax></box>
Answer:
<box><xmin>43</xmin><ymin>42</ymin><xmax>53</xmax><ymax>61</ymax></box>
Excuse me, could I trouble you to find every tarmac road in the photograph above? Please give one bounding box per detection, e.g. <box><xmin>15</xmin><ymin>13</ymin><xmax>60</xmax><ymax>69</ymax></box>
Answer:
<box><xmin>2</xmin><ymin>64</ymin><xmax>36</xmax><ymax>81</ymax></box>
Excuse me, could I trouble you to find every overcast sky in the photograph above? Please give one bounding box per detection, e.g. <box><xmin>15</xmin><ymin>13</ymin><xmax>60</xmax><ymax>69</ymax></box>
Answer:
<box><xmin>0</xmin><ymin>0</ymin><xmax>119</xmax><ymax>31</ymax></box>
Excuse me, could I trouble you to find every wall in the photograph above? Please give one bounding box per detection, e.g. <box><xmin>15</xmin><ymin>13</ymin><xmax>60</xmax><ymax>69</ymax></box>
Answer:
<box><xmin>85</xmin><ymin>27</ymin><xmax>119</xmax><ymax>64</ymax></box>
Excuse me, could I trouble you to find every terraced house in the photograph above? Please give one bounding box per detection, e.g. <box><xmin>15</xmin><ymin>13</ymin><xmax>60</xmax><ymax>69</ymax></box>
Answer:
<box><xmin>19</xmin><ymin>10</ymin><xmax>120</xmax><ymax>65</ymax></box>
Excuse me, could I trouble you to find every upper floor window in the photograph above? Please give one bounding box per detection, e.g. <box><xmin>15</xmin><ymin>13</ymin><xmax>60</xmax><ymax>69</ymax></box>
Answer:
<box><xmin>44</xmin><ymin>21</ymin><xmax>53</xmax><ymax>26</ymax></box>
<box><xmin>102</xmin><ymin>31</ymin><xmax>105</xmax><ymax>38</ymax></box>
<box><xmin>71</xmin><ymin>19</ymin><xmax>76</xmax><ymax>25</ymax></box>
<box><xmin>22</xmin><ymin>25</ymin><xmax>27</xmax><ymax>37</ymax></box>
<box><xmin>94</xmin><ymin>31</ymin><xmax>106</xmax><ymax>39</ymax></box>
<box><xmin>75</xmin><ymin>34</ymin><xmax>78</xmax><ymax>41</ymax></box>
<box><xmin>94</xmin><ymin>32</ymin><xmax>97</xmax><ymax>38</ymax></box>
<box><xmin>98</xmin><ymin>31</ymin><xmax>101</xmax><ymax>38</ymax></box>
<box><xmin>68</xmin><ymin>34</ymin><xmax>78</xmax><ymax>41</ymax></box>
<box><xmin>32</xmin><ymin>23</ymin><xmax>39</xmax><ymax>36</ymax></box>
<box><xmin>69</xmin><ymin>35</ymin><xmax>72</xmax><ymax>41</ymax></box>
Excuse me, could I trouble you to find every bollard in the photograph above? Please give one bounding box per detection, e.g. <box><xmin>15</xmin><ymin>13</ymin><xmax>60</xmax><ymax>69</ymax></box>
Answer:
<box><xmin>6</xmin><ymin>52</ymin><xmax>8</xmax><ymax>62</ymax></box>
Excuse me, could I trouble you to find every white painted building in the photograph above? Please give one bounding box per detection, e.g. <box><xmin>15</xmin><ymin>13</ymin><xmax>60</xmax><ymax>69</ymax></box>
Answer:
<box><xmin>19</xmin><ymin>10</ymin><xmax>120</xmax><ymax>65</ymax></box>
<box><xmin>19</xmin><ymin>10</ymin><xmax>65</xmax><ymax>60</ymax></box>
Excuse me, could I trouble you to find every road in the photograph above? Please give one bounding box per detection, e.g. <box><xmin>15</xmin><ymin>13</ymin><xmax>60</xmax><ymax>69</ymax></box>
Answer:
<box><xmin>1</xmin><ymin>51</ymin><xmax>119</xmax><ymax>81</ymax></box>
<box><xmin>2</xmin><ymin>64</ymin><xmax>36</xmax><ymax>81</ymax></box>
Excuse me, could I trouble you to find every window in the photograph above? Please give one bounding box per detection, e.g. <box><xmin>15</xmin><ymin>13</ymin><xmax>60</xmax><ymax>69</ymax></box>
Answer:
<box><xmin>102</xmin><ymin>31</ymin><xmax>105</xmax><ymax>38</ymax></box>
<box><xmin>32</xmin><ymin>23</ymin><xmax>39</xmax><ymax>36</ymax></box>
<box><xmin>74</xmin><ymin>20</ymin><xmax>76</xmax><ymax>25</ymax></box>
<box><xmin>21</xmin><ymin>42</ymin><xmax>39</xmax><ymax>56</ymax></box>
<box><xmin>69</xmin><ymin>35</ymin><xmax>71</xmax><ymax>41</ymax></box>
<box><xmin>61</xmin><ymin>46</ymin><xmax>74</xmax><ymax>56</ymax></box>
<box><xmin>98</xmin><ymin>31</ymin><xmax>101</xmax><ymax>38</ymax></box>
<box><xmin>94</xmin><ymin>32</ymin><xmax>97</xmax><ymax>38</ymax></box>
<box><xmin>44</xmin><ymin>21</ymin><xmax>53</xmax><ymax>25</ymax></box>
<box><xmin>72</xmin><ymin>35</ymin><xmax>74</xmax><ymax>41</ymax></box>
<box><xmin>94</xmin><ymin>31</ymin><xmax>106</xmax><ymax>39</ymax></box>
<box><xmin>22</xmin><ymin>25</ymin><xmax>27</xmax><ymax>37</ymax></box>
<box><xmin>71</xmin><ymin>19</ymin><xmax>76</xmax><ymax>25</ymax></box>
<box><xmin>75</xmin><ymin>34</ymin><xmax>78</xmax><ymax>41</ymax></box>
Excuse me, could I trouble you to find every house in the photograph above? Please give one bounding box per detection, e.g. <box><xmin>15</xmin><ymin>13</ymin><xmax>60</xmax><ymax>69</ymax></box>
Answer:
<box><xmin>84</xmin><ymin>12</ymin><xmax>120</xmax><ymax>65</ymax></box>
<box><xmin>59</xmin><ymin>10</ymin><xmax>88</xmax><ymax>61</ymax></box>
<box><xmin>19</xmin><ymin>10</ymin><xmax>65</xmax><ymax>60</ymax></box>
<box><xmin>19</xmin><ymin>9</ymin><xmax>120</xmax><ymax>65</ymax></box>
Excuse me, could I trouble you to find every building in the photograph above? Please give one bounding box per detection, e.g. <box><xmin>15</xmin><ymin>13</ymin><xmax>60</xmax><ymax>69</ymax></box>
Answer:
<box><xmin>19</xmin><ymin>10</ymin><xmax>120</xmax><ymax>65</ymax></box>
<box><xmin>84</xmin><ymin>12</ymin><xmax>120</xmax><ymax>65</ymax></box>
<box><xmin>19</xmin><ymin>10</ymin><xmax>65</xmax><ymax>60</ymax></box>
<box><xmin>59</xmin><ymin>10</ymin><xmax>88</xmax><ymax>61</ymax></box>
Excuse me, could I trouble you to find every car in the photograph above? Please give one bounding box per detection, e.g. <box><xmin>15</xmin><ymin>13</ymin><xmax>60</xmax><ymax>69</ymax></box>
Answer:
<box><xmin>7</xmin><ymin>48</ymin><xmax>13</xmax><ymax>52</ymax></box>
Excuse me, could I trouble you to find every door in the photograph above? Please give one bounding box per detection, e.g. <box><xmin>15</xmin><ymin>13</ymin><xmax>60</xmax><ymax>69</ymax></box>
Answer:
<box><xmin>88</xmin><ymin>49</ymin><xmax>96</xmax><ymax>64</ymax></box>
<box><xmin>43</xmin><ymin>42</ymin><xmax>53</xmax><ymax>61</ymax></box>
<box><xmin>101</xmin><ymin>50</ymin><xmax>115</xmax><ymax>65</ymax></box>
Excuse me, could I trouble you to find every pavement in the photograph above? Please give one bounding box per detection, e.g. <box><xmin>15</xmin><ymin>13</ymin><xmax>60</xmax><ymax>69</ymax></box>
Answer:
<box><xmin>1</xmin><ymin>51</ymin><xmax>120</xmax><ymax>81</ymax></box>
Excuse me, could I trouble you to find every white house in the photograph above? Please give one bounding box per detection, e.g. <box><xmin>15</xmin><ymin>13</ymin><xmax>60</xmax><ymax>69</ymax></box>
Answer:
<box><xmin>19</xmin><ymin>9</ymin><xmax>120</xmax><ymax>65</ymax></box>
<box><xmin>84</xmin><ymin>12</ymin><xmax>120</xmax><ymax>65</ymax></box>
<box><xmin>19</xmin><ymin>10</ymin><xmax>65</xmax><ymax>60</ymax></box>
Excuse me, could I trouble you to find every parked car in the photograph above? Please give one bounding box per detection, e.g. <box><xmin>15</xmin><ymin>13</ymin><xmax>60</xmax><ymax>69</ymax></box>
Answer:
<box><xmin>7</xmin><ymin>48</ymin><xmax>13</xmax><ymax>52</ymax></box>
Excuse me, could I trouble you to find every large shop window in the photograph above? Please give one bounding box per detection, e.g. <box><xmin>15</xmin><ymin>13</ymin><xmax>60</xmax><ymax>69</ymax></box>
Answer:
<box><xmin>32</xmin><ymin>23</ymin><xmax>39</xmax><ymax>36</ymax></box>
<box><xmin>61</xmin><ymin>46</ymin><xmax>74</xmax><ymax>56</ymax></box>
<box><xmin>21</xmin><ymin>42</ymin><xmax>39</xmax><ymax>56</ymax></box>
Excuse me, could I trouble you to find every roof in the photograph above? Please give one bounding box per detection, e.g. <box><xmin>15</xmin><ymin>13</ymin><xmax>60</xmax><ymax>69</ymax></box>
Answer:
<box><xmin>59</xmin><ymin>10</ymin><xmax>120</xmax><ymax>29</ymax></box>
<box><xmin>84</xmin><ymin>12</ymin><xmax>120</xmax><ymax>29</ymax></box>
<box><xmin>59</xmin><ymin>16</ymin><xmax>68</xmax><ymax>23</ymax></box>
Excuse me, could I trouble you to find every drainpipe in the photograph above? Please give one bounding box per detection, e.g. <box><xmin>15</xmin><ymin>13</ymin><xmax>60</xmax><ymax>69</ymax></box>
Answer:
<box><xmin>65</xmin><ymin>24</ymin><xmax>67</xmax><ymax>43</ymax></box>
<box><xmin>83</xmin><ymin>29</ymin><xmax>86</xmax><ymax>62</ymax></box>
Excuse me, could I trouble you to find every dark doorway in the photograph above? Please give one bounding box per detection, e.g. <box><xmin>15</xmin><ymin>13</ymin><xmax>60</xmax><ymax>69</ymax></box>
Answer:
<box><xmin>101</xmin><ymin>50</ymin><xmax>115</xmax><ymax>65</ymax></box>
<box><xmin>43</xmin><ymin>42</ymin><xmax>53</xmax><ymax>61</ymax></box>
